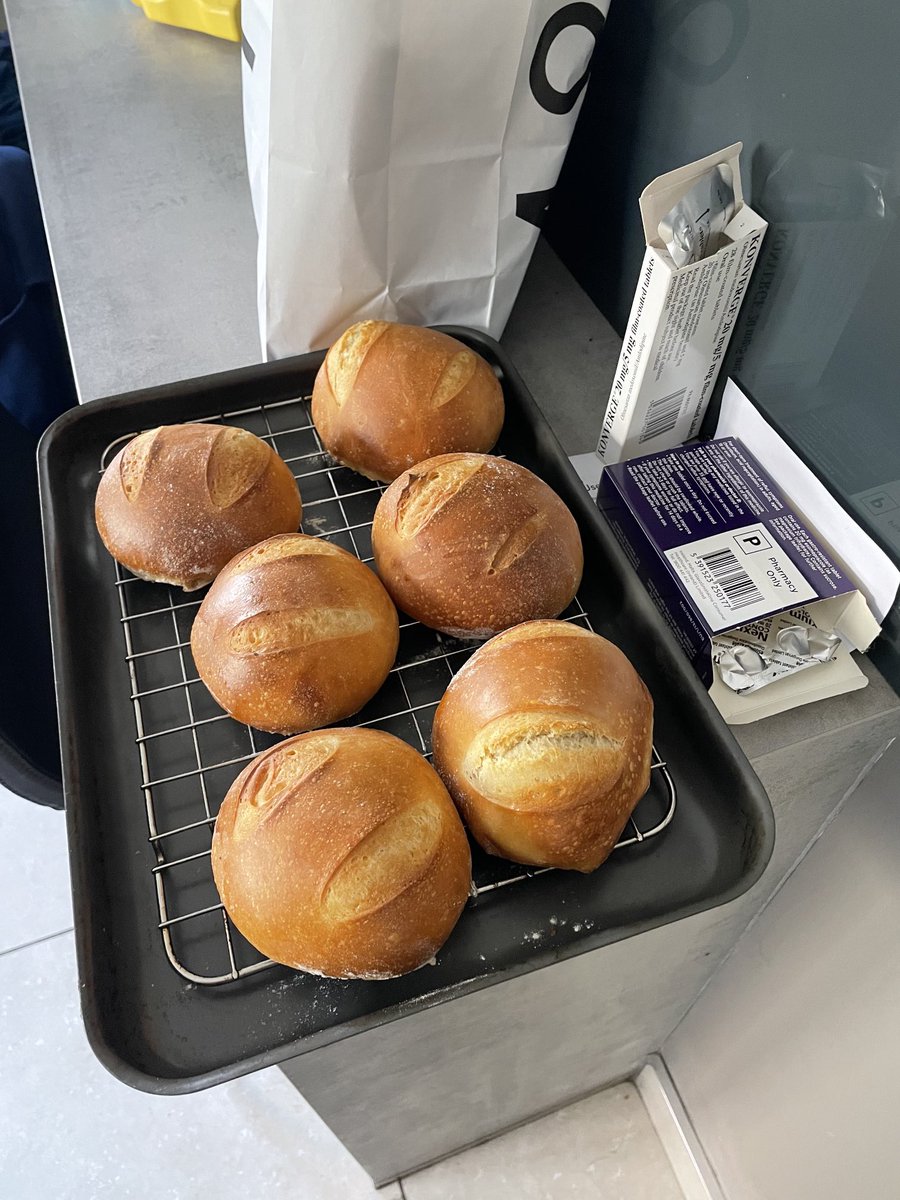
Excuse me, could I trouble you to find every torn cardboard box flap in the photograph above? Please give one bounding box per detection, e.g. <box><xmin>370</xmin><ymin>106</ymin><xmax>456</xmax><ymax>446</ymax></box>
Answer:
<box><xmin>597</xmin><ymin>437</ymin><xmax>881</xmax><ymax>723</ymax></box>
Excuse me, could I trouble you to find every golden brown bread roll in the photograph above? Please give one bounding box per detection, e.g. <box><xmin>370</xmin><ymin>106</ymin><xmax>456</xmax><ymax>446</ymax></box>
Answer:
<box><xmin>432</xmin><ymin>620</ymin><xmax>653</xmax><ymax>872</ymax></box>
<box><xmin>371</xmin><ymin>453</ymin><xmax>584</xmax><ymax>638</ymax></box>
<box><xmin>94</xmin><ymin>423</ymin><xmax>302</xmax><ymax>591</ymax></box>
<box><xmin>190</xmin><ymin>533</ymin><xmax>399</xmax><ymax>734</ymax></box>
<box><xmin>311</xmin><ymin>322</ymin><xmax>504</xmax><ymax>482</ymax></box>
<box><xmin>211</xmin><ymin>728</ymin><xmax>472</xmax><ymax>978</ymax></box>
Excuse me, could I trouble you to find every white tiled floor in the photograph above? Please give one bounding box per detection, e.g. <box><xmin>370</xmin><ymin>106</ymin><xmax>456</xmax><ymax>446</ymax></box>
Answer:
<box><xmin>0</xmin><ymin>785</ymin><xmax>685</xmax><ymax>1199</ymax></box>
<box><xmin>0</xmin><ymin>785</ymin><xmax>72</xmax><ymax>953</ymax></box>
<box><xmin>404</xmin><ymin>1085</ymin><xmax>685</xmax><ymax>1200</ymax></box>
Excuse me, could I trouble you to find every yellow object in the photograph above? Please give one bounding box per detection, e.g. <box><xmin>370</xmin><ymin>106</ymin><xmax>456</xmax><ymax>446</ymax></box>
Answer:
<box><xmin>130</xmin><ymin>0</ymin><xmax>241</xmax><ymax>43</ymax></box>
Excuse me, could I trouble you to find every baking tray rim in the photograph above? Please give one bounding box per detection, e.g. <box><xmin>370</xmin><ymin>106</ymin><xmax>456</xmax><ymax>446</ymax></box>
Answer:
<box><xmin>38</xmin><ymin>328</ymin><xmax>775</xmax><ymax>1094</ymax></box>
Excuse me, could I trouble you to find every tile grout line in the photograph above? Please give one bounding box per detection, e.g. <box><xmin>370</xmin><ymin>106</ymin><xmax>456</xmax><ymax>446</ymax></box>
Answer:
<box><xmin>396</xmin><ymin>1179</ymin><xmax>408</xmax><ymax>1200</ymax></box>
<box><xmin>0</xmin><ymin>925</ymin><xmax>74</xmax><ymax>960</ymax></box>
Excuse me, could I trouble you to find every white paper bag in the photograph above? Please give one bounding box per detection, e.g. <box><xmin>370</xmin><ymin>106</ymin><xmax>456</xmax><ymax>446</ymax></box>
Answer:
<box><xmin>241</xmin><ymin>0</ymin><xmax>609</xmax><ymax>358</ymax></box>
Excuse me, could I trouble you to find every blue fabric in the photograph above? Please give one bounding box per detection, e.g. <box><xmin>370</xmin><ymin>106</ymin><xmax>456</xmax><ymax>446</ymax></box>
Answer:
<box><xmin>0</xmin><ymin>146</ymin><xmax>76</xmax><ymax>435</ymax></box>
<box><xmin>0</xmin><ymin>47</ymin><xmax>69</xmax><ymax>808</ymax></box>
<box><xmin>0</xmin><ymin>34</ymin><xmax>27</xmax><ymax>153</ymax></box>
<box><xmin>0</xmin><ymin>401</ymin><xmax>63</xmax><ymax>808</ymax></box>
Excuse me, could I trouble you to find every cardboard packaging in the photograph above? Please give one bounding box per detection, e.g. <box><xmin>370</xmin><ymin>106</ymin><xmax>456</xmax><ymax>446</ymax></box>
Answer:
<box><xmin>598</xmin><ymin>144</ymin><xmax>767</xmax><ymax>465</ymax></box>
<box><xmin>597</xmin><ymin>437</ymin><xmax>881</xmax><ymax>723</ymax></box>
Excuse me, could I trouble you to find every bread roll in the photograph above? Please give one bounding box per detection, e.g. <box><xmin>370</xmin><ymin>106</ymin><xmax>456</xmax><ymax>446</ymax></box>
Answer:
<box><xmin>311</xmin><ymin>322</ymin><xmax>504</xmax><ymax>482</ymax></box>
<box><xmin>211</xmin><ymin>728</ymin><xmax>472</xmax><ymax>978</ymax></box>
<box><xmin>95</xmin><ymin>423</ymin><xmax>301</xmax><ymax>591</ymax></box>
<box><xmin>432</xmin><ymin>621</ymin><xmax>653</xmax><ymax>872</ymax></box>
<box><xmin>190</xmin><ymin>534</ymin><xmax>399</xmax><ymax>734</ymax></box>
<box><xmin>371</xmin><ymin>453</ymin><xmax>583</xmax><ymax>638</ymax></box>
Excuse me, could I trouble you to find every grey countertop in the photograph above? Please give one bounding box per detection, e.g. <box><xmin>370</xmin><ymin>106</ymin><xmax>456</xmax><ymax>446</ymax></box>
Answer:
<box><xmin>8</xmin><ymin>0</ymin><xmax>897</xmax><ymax>744</ymax></box>
<box><xmin>8</xmin><ymin>0</ymin><xmax>260</xmax><ymax>403</ymax></box>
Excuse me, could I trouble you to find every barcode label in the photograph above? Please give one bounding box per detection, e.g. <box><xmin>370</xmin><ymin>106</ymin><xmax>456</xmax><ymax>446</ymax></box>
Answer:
<box><xmin>697</xmin><ymin>547</ymin><xmax>764</xmax><ymax>611</ymax></box>
<box><xmin>666</xmin><ymin>523</ymin><xmax>818</xmax><ymax>632</ymax></box>
<box><xmin>639</xmin><ymin>388</ymin><xmax>686</xmax><ymax>444</ymax></box>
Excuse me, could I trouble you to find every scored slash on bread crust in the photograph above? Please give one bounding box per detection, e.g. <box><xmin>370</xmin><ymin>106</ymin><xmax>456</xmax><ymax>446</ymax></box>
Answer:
<box><xmin>236</xmin><ymin>534</ymin><xmax>342</xmax><ymax>567</ymax></box>
<box><xmin>243</xmin><ymin>735</ymin><xmax>338</xmax><ymax>810</ymax></box>
<box><xmin>322</xmin><ymin>800</ymin><xmax>444</xmax><ymax>922</ymax></box>
<box><xmin>119</xmin><ymin>427</ymin><xmax>161</xmax><ymax>502</ymax></box>
<box><xmin>311</xmin><ymin>322</ymin><xmax>504</xmax><ymax>482</ymax></box>
<box><xmin>206</xmin><ymin>426</ymin><xmax>272</xmax><ymax>508</ymax></box>
<box><xmin>394</xmin><ymin>456</ymin><xmax>486</xmax><ymax>539</ymax></box>
<box><xmin>325</xmin><ymin>319</ymin><xmax>391</xmax><ymax>407</ymax></box>
<box><xmin>432</xmin><ymin>620</ymin><xmax>654</xmax><ymax>873</ymax></box>
<box><xmin>487</xmin><ymin>511</ymin><xmax>549</xmax><ymax>574</ymax></box>
<box><xmin>95</xmin><ymin>423</ymin><xmax>302</xmax><ymax>591</ymax></box>
<box><xmin>211</xmin><ymin>729</ymin><xmax>472</xmax><ymax>979</ymax></box>
<box><xmin>372</xmin><ymin>453</ymin><xmax>584</xmax><ymax>637</ymax></box>
<box><xmin>430</xmin><ymin>349</ymin><xmax>478</xmax><ymax>408</ymax></box>
<box><xmin>227</xmin><ymin>607</ymin><xmax>376</xmax><ymax>655</ymax></box>
<box><xmin>462</xmin><ymin>714</ymin><xmax>625</xmax><ymax>809</ymax></box>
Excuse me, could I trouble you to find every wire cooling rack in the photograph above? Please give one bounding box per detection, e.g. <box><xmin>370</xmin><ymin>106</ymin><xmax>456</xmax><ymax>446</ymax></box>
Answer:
<box><xmin>101</xmin><ymin>395</ymin><xmax>677</xmax><ymax>985</ymax></box>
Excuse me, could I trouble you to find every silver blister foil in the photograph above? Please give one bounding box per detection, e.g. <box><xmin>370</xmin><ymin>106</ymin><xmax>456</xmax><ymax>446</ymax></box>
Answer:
<box><xmin>658</xmin><ymin>164</ymin><xmax>736</xmax><ymax>267</ymax></box>
<box><xmin>775</xmin><ymin>623</ymin><xmax>841</xmax><ymax>662</ymax></box>
<box><xmin>718</xmin><ymin>644</ymin><xmax>768</xmax><ymax>693</ymax></box>
<box><xmin>713</xmin><ymin>609</ymin><xmax>841</xmax><ymax>695</ymax></box>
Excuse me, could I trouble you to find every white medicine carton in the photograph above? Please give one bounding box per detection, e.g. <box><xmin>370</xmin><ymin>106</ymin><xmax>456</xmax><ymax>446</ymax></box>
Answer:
<box><xmin>598</xmin><ymin>143</ymin><xmax>767</xmax><ymax>465</ymax></box>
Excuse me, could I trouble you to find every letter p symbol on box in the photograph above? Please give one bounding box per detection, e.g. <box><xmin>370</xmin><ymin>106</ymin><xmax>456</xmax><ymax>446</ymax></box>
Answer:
<box><xmin>734</xmin><ymin>530</ymin><xmax>773</xmax><ymax>555</ymax></box>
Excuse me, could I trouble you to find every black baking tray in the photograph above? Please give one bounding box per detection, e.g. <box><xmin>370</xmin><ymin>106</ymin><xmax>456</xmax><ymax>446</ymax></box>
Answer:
<box><xmin>39</xmin><ymin>328</ymin><xmax>773</xmax><ymax>1094</ymax></box>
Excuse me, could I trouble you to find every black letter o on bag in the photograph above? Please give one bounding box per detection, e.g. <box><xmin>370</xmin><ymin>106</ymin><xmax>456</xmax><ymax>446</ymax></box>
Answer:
<box><xmin>529</xmin><ymin>2</ymin><xmax>605</xmax><ymax>115</ymax></box>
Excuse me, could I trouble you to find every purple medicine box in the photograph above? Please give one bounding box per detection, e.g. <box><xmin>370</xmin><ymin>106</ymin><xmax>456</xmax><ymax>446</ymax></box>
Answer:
<box><xmin>596</xmin><ymin>438</ymin><xmax>862</xmax><ymax>689</ymax></box>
